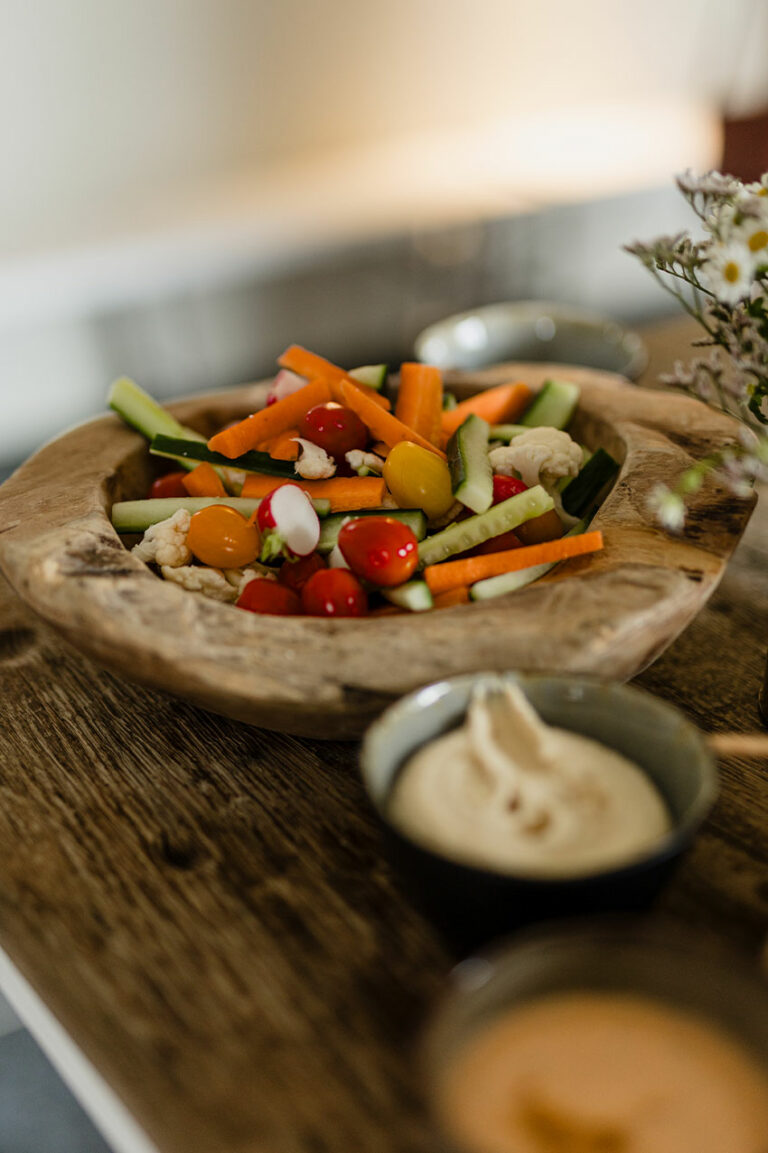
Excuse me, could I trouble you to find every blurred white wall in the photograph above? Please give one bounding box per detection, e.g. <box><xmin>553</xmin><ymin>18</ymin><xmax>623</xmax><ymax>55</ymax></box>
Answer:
<box><xmin>1</xmin><ymin>0</ymin><xmax>767</xmax><ymax>255</ymax></box>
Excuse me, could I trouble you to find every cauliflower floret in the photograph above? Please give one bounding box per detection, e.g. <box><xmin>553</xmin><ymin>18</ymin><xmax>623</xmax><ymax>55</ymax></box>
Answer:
<box><xmin>160</xmin><ymin>565</ymin><xmax>238</xmax><ymax>603</ymax></box>
<box><xmin>132</xmin><ymin>509</ymin><xmax>191</xmax><ymax>567</ymax></box>
<box><xmin>489</xmin><ymin>428</ymin><xmax>582</xmax><ymax>491</ymax></box>
<box><xmin>223</xmin><ymin>566</ymin><xmax>277</xmax><ymax>597</ymax></box>
<box><xmin>292</xmin><ymin>438</ymin><xmax>336</xmax><ymax>480</ymax></box>
<box><xmin>345</xmin><ymin>449</ymin><xmax>385</xmax><ymax>475</ymax></box>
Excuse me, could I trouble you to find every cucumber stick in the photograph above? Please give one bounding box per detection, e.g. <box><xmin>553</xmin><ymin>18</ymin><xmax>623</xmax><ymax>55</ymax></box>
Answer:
<box><xmin>470</xmin><ymin>519</ymin><xmax>589</xmax><ymax>601</ymax></box>
<box><xmin>447</xmin><ymin>414</ymin><xmax>493</xmax><ymax>514</ymax></box>
<box><xmin>381</xmin><ymin>580</ymin><xmax>433</xmax><ymax>612</ymax></box>
<box><xmin>151</xmin><ymin>434</ymin><xmax>297</xmax><ymax>479</ymax></box>
<box><xmin>349</xmin><ymin>364</ymin><xmax>387</xmax><ymax>391</ymax></box>
<box><xmin>318</xmin><ymin>508</ymin><xmax>427</xmax><ymax>555</ymax></box>
<box><xmin>488</xmin><ymin>424</ymin><xmax>529</xmax><ymax>441</ymax></box>
<box><xmin>521</xmin><ymin>379</ymin><xmax>580</xmax><ymax>430</ymax></box>
<box><xmin>112</xmin><ymin>496</ymin><xmax>331</xmax><ymax>533</ymax></box>
<box><xmin>561</xmin><ymin>448</ymin><xmax>620</xmax><ymax>518</ymax></box>
<box><xmin>418</xmin><ymin>486</ymin><xmax>553</xmax><ymax>567</ymax></box>
<box><xmin>109</xmin><ymin>378</ymin><xmax>204</xmax><ymax>444</ymax></box>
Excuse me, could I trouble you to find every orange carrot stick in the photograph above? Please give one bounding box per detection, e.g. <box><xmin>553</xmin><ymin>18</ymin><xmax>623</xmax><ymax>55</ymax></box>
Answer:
<box><xmin>338</xmin><ymin>380</ymin><xmax>447</xmax><ymax>459</ymax></box>
<box><xmin>207</xmin><ymin>379</ymin><xmax>332</xmax><ymax>458</ymax></box>
<box><xmin>395</xmin><ymin>363</ymin><xmax>444</xmax><ymax>445</ymax></box>
<box><xmin>265</xmin><ymin>428</ymin><xmax>301</xmax><ymax>461</ymax></box>
<box><xmin>441</xmin><ymin>382</ymin><xmax>533</xmax><ymax>438</ymax></box>
<box><xmin>431</xmin><ymin>587</ymin><xmax>470</xmax><ymax>608</ymax></box>
<box><xmin>241</xmin><ymin>474</ymin><xmax>386</xmax><ymax>512</ymax></box>
<box><xmin>181</xmin><ymin>461</ymin><xmax>227</xmax><ymax>498</ymax></box>
<box><xmin>278</xmin><ymin>345</ymin><xmax>391</xmax><ymax>410</ymax></box>
<box><xmin>423</xmin><ymin>531</ymin><xmax>604</xmax><ymax>594</ymax></box>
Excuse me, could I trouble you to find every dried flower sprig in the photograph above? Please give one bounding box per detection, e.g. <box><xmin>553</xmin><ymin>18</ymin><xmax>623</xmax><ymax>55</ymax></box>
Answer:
<box><xmin>626</xmin><ymin>170</ymin><xmax>768</xmax><ymax>528</ymax></box>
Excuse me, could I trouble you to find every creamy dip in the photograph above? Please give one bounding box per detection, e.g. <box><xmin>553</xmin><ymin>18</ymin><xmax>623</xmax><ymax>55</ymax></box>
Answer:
<box><xmin>388</xmin><ymin>683</ymin><xmax>670</xmax><ymax>876</ymax></box>
<box><xmin>434</xmin><ymin>992</ymin><xmax>768</xmax><ymax>1153</ymax></box>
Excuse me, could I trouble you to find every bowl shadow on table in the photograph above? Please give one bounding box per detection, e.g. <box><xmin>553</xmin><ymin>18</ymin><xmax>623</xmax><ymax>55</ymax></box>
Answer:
<box><xmin>360</xmin><ymin>674</ymin><xmax>718</xmax><ymax>953</ymax></box>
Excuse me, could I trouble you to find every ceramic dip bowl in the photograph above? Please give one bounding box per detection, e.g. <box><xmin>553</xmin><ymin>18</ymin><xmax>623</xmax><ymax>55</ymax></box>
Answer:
<box><xmin>360</xmin><ymin>673</ymin><xmax>717</xmax><ymax>948</ymax></box>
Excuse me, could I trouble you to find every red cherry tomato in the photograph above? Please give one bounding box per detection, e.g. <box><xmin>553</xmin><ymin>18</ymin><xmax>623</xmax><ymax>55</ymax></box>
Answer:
<box><xmin>187</xmin><ymin>505</ymin><xmax>261</xmax><ymax>568</ymax></box>
<box><xmin>148</xmin><ymin>471</ymin><xmax>189</xmax><ymax>499</ymax></box>
<box><xmin>337</xmin><ymin>517</ymin><xmax>418</xmax><ymax>587</ymax></box>
<box><xmin>278</xmin><ymin>551</ymin><xmax>327</xmax><ymax>592</ymax></box>
<box><xmin>473</xmin><ymin>530</ymin><xmax>522</xmax><ymax>555</ymax></box>
<box><xmin>237</xmin><ymin>578</ymin><xmax>303</xmax><ymax>616</ymax></box>
<box><xmin>492</xmin><ymin>474</ymin><xmax>528</xmax><ymax>504</ymax></box>
<box><xmin>301</xmin><ymin>569</ymin><xmax>368</xmax><ymax>617</ymax></box>
<box><xmin>299</xmin><ymin>404</ymin><xmax>368</xmax><ymax>460</ymax></box>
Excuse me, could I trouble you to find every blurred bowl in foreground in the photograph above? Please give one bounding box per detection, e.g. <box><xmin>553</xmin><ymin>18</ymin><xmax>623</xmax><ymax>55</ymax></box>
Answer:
<box><xmin>414</xmin><ymin>301</ymin><xmax>648</xmax><ymax>379</ymax></box>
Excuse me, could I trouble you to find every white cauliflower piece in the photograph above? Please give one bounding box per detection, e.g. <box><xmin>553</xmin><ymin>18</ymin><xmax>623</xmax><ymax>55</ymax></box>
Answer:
<box><xmin>160</xmin><ymin>565</ymin><xmax>238</xmax><ymax>603</ymax></box>
<box><xmin>489</xmin><ymin>428</ymin><xmax>582</xmax><ymax>491</ymax></box>
<box><xmin>292</xmin><ymin>438</ymin><xmax>336</xmax><ymax>480</ymax></box>
<box><xmin>223</xmin><ymin>566</ymin><xmax>277</xmax><ymax>597</ymax></box>
<box><xmin>132</xmin><ymin>510</ymin><xmax>191</xmax><ymax>568</ymax></box>
<box><xmin>345</xmin><ymin>449</ymin><xmax>385</xmax><ymax>475</ymax></box>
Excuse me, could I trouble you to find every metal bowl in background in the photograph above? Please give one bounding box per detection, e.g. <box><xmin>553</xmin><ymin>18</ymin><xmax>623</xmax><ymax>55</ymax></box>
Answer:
<box><xmin>414</xmin><ymin>301</ymin><xmax>648</xmax><ymax>379</ymax></box>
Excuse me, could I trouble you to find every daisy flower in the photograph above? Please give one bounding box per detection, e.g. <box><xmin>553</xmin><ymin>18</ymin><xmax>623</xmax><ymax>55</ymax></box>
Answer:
<box><xmin>733</xmin><ymin>211</ymin><xmax>768</xmax><ymax>270</ymax></box>
<box><xmin>699</xmin><ymin>241</ymin><xmax>754</xmax><ymax>304</ymax></box>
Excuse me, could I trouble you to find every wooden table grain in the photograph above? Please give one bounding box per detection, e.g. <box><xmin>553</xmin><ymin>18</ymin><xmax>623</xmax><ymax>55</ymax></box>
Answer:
<box><xmin>0</xmin><ymin>317</ymin><xmax>766</xmax><ymax>1153</ymax></box>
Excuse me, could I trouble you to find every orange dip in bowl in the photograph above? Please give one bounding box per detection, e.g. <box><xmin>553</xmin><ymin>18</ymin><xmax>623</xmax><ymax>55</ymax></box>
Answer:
<box><xmin>435</xmin><ymin>991</ymin><xmax>768</xmax><ymax>1153</ymax></box>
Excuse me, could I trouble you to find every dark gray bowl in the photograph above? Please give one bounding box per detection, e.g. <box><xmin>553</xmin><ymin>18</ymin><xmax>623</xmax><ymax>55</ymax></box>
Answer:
<box><xmin>414</xmin><ymin>301</ymin><xmax>648</xmax><ymax>379</ymax></box>
<box><xmin>360</xmin><ymin>673</ymin><xmax>717</xmax><ymax>950</ymax></box>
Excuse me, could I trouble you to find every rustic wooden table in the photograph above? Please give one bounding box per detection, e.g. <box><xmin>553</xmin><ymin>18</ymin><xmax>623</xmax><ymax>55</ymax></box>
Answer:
<box><xmin>0</xmin><ymin>318</ymin><xmax>766</xmax><ymax>1153</ymax></box>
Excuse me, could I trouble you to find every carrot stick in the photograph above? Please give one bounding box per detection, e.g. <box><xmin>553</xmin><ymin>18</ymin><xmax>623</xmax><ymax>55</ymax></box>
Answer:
<box><xmin>431</xmin><ymin>587</ymin><xmax>470</xmax><ymax>608</ymax></box>
<box><xmin>441</xmin><ymin>382</ymin><xmax>533</xmax><ymax>438</ymax></box>
<box><xmin>371</xmin><ymin>441</ymin><xmax>389</xmax><ymax>458</ymax></box>
<box><xmin>278</xmin><ymin>345</ymin><xmax>390</xmax><ymax>410</ymax></box>
<box><xmin>241</xmin><ymin>474</ymin><xmax>386</xmax><ymax>512</ymax></box>
<box><xmin>265</xmin><ymin>429</ymin><xmax>301</xmax><ymax>461</ymax></box>
<box><xmin>207</xmin><ymin>379</ymin><xmax>332</xmax><ymax>458</ymax></box>
<box><xmin>181</xmin><ymin>462</ymin><xmax>227</xmax><ymax>498</ymax></box>
<box><xmin>395</xmin><ymin>363</ymin><xmax>443</xmax><ymax>446</ymax></box>
<box><xmin>338</xmin><ymin>380</ymin><xmax>447</xmax><ymax>459</ymax></box>
<box><xmin>423</xmin><ymin>531</ymin><xmax>604</xmax><ymax>594</ymax></box>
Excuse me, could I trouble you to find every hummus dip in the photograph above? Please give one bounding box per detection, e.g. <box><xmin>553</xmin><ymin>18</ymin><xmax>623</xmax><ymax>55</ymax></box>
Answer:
<box><xmin>434</xmin><ymin>992</ymin><xmax>768</xmax><ymax>1153</ymax></box>
<box><xmin>388</xmin><ymin>682</ymin><xmax>670</xmax><ymax>876</ymax></box>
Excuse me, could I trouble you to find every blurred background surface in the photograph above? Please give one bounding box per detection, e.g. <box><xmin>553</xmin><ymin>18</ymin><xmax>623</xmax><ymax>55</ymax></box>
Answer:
<box><xmin>2</xmin><ymin>0</ymin><xmax>768</xmax><ymax>476</ymax></box>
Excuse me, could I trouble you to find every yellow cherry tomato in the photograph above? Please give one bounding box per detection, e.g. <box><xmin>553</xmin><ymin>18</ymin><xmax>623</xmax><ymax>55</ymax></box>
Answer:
<box><xmin>383</xmin><ymin>441</ymin><xmax>455</xmax><ymax>519</ymax></box>
<box><xmin>187</xmin><ymin>504</ymin><xmax>261</xmax><ymax>568</ymax></box>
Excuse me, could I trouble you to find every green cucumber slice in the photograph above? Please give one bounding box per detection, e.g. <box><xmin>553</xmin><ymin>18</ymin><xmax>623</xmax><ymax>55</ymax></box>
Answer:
<box><xmin>561</xmin><ymin>448</ymin><xmax>619</xmax><ymax>518</ymax></box>
<box><xmin>318</xmin><ymin>508</ymin><xmax>427</xmax><ymax>555</ymax></box>
<box><xmin>349</xmin><ymin>364</ymin><xmax>387</xmax><ymax>390</ymax></box>
<box><xmin>381</xmin><ymin>579</ymin><xmax>433</xmax><ymax>612</ymax></box>
<box><xmin>442</xmin><ymin>392</ymin><xmax>459</xmax><ymax>411</ymax></box>
<box><xmin>470</xmin><ymin>519</ymin><xmax>588</xmax><ymax>600</ymax></box>
<box><xmin>151</xmin><ymin>435</ymin><xmax>298</xmax><ymax>479</ymax></box>
<box><xmin>418</xmin><ymin>486</ymin><xmax>553</xmax><ymax>567</ymax></box>
<box><xmin>488</xmin><ymin>424</ymin><xmax>529</xmax><ymax>441</ymax></box>
<box><xmin>112</xmin><ymin>496</ymin><xmax>331</xmax><ymax>533</ymax></box>
<box><xmin>520</xmin><ymin>379</ymin><xmax>580</xmax><ymax>430</ymax></box>
<box><xmin>447</xmin><ymin>414</ymin><xmax>493</xmax><ymax>514</ymax></box>
<box><xmin>109</xmin><ymin>377</ymin><xmax>203</xmax><ymax>443</ymax></box>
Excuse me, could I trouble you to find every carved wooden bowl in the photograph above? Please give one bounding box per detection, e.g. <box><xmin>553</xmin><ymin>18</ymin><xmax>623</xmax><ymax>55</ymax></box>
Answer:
<box><xmin>0</xmin><ymin>364</ymin><xmax>755</xmax><ymax>738</ymax></box>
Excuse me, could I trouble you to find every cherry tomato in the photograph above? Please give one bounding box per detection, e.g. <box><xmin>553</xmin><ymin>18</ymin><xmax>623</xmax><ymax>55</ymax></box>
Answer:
<box><xmin>237</xmin><ymin>578</ymin><xmax>303</xmax><ymax>616</ymax></box>
<box><xmin>492</xmin><ymin>474</ymin><xmax>528</xmax><ymax>504</ymax></box>
<box><xmin>278</xmin><ymin>551</ymin><xmax>326</xmax><ymax>592</ymax></box>
<box><xmin>383</xmin><ymin>441</ymin><xmax>454</xmax><ymax>519</ymax></box>
<box><xmin>473</xmin><ymin>530</ymin><xmax>522</xmax><ymax>555</ymax></box>
<box><xmin>337</xmin><ymin>517</ymin><xmax>418</xmax><ymax>587</ymax></box>
<box><xmin>301</xmin><ymin>569</ymin><xmax>368</xmax><ymax>617</ymax></box>
<box><xmin>148</xmin><ymin>471</ymin><xmax>188</xmax><ymax>499</ymax></box>
<box><xmin>515</xmin><ymin>509</ymin><xmax>564</xmax><ymax>546</ymax></box>
<box><xmin>187</xmin><ymin>505</ymin><xmax>261</xmax><ymax>568</ymax></box>
<box><xmin>299</xmin><ymin>404</ymin><xmax>368</xmax><ymax>460</ymax></box>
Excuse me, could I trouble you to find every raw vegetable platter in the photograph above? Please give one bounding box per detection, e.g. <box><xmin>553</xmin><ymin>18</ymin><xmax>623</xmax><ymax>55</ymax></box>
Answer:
<box><xmin>0</xmin><ymin>357</ymin><xmax>755</xmax><ymax>738</ymax></box>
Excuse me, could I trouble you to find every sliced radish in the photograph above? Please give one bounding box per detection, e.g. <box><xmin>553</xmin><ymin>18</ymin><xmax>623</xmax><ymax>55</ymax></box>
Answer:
<box><xmin>257</xmin><ymin>484</ymin><xmax>320</xmax><ymax>560</ymax></box>
<box><xmin>266</xmin><ymin>369</ymin><xmax>307</xmax><ymax>406</ymax></box>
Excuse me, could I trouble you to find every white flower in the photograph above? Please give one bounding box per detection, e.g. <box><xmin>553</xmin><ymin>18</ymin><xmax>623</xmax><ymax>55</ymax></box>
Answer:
<box><xmin>733</xmin><ymin>213</ymin><xmax>768</xmax><ymax>269</ymax></box>
<box><xmin>292</xmin><ymin>438</ymin><xmax>336</xmax><ymax>479</ymax></box>
<box><xmin>648</xmin><ymin>485</ymin><xmax>685</xmax><ymax>532</ymax></box>
<box><xmin>132</xmin><ymin>510</ymin><xmax>191</xmax><ymax>567</ymax></box>
<box><xmin>699</xmin><ymin>242</ymin><xmax>754</xmax><ymax>305</ymax></box>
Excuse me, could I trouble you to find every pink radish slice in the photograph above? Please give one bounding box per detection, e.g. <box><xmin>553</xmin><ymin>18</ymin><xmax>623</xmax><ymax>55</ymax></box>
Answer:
<box><xmin>257</xmin><ymin>484</ymin><xmax>320</xmax><ymax>558</ymax></box>
<box><xmin>266</xmin><ymin>369</ymin><xmax>307</xmax><ymax>406</ymax></box>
